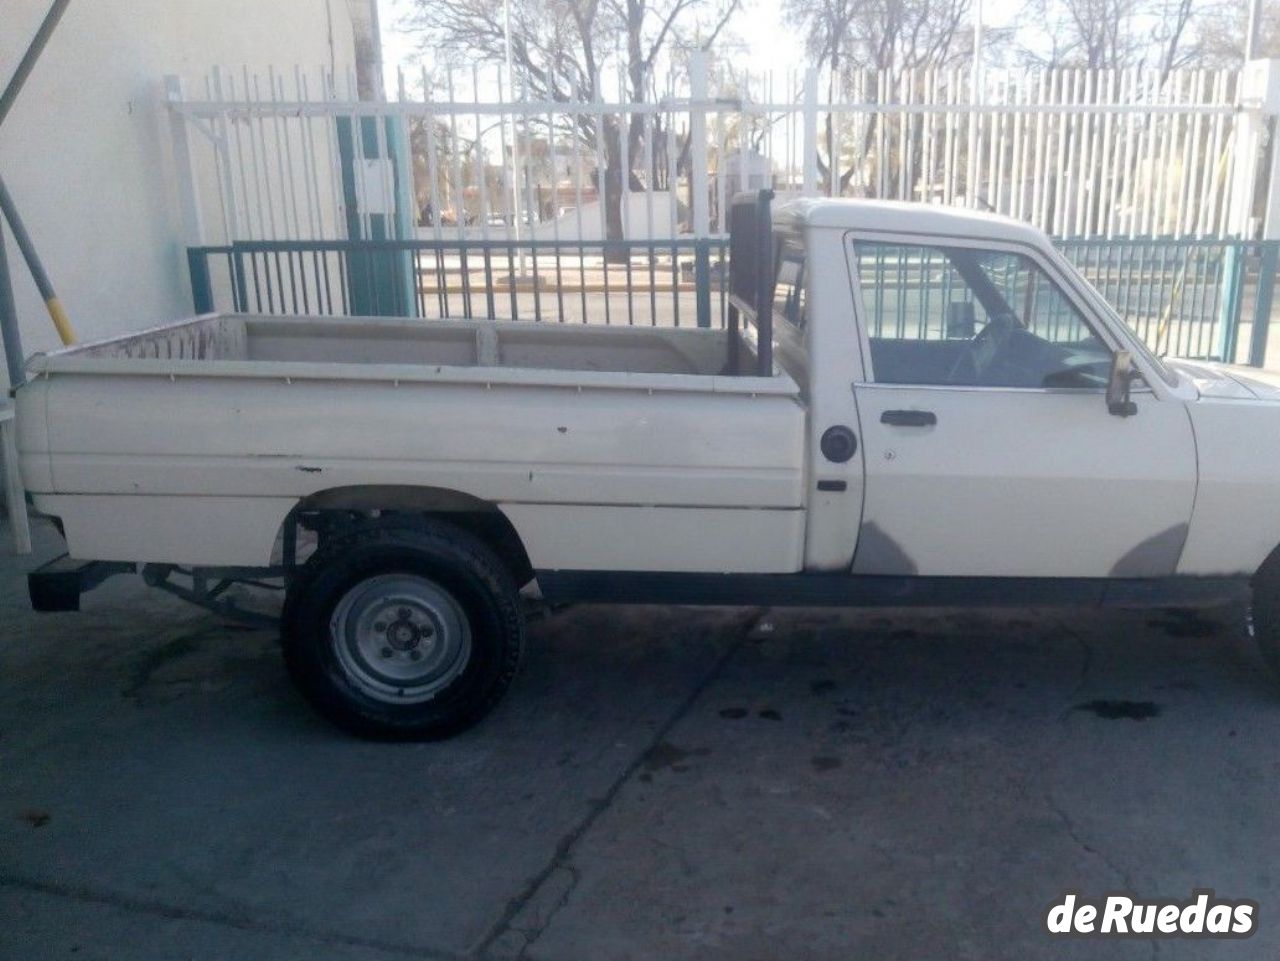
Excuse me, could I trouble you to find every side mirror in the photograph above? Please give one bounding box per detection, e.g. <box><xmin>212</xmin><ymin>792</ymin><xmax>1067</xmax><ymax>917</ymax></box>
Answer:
<box><xmin>1106</xmin><ymin>351</ymin><xmax>1139</xmax><ymax>417</ymax></box>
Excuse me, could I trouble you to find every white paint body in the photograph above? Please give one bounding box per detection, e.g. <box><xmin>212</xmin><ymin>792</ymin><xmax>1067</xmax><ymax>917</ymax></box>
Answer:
<box><xmin>16</xmin><ymin>201</ymin><xmax>1280</xmax><ymax>581</ymax></box>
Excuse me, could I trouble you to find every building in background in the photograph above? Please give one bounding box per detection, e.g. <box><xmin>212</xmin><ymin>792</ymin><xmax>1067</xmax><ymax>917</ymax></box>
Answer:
<box><xmin>0</xmin><ymin>0</ymin><xmax>381</xmax><ymax>381</ymax></box>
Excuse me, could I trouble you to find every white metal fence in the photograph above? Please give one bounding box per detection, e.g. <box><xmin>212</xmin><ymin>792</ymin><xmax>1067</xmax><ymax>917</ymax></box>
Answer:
<box><xmin>168</xmin><ymin>56</ymin><xmax>1279</xmax><ymax>249</ymax></box>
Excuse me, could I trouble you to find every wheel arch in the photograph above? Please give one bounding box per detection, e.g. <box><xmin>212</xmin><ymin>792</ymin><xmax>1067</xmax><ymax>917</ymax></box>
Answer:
<box><xmin>283</xmin><ymin>485</ymin><xmax>535</xmax><ymax>587</ymax></box>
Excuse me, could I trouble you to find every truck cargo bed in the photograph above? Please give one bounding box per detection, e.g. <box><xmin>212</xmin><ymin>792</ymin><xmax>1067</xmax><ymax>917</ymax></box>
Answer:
<box><xmin>59</xmin><ymin>313</ymin><xmax>753</xmax><ymax>377</ymax></box>
<box><xmin>17</xmin><ymin>311</ymin><xmax>804</xmax><ymax>572</ymax></box>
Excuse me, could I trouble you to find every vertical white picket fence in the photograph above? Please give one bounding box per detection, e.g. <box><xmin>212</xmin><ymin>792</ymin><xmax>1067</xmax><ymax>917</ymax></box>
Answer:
<box><xmin>166</xmin><ymin>56</ymin><xmax>1280</xmax><ymax>250</ymax></box>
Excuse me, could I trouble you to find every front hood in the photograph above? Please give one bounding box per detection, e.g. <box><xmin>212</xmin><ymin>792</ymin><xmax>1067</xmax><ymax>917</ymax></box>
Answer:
<box><xmin>1165</xmin><ymin>359</ymin><xmax>1280</xmax><ymax>402</ymax></box>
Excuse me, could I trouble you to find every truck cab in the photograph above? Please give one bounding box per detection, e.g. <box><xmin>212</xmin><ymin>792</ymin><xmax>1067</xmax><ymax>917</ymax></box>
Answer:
<box><xmin>773</xmin><ymin>197</ymin><xmax>1202</xmax><ymax>582</ymax></box>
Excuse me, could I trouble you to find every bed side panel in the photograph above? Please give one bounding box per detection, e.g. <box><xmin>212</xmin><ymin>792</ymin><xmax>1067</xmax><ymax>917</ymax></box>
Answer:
<box><xmin>36</xmin><ymin>369</ymin><xmax>806</xmax><ymax>570</ymax></box>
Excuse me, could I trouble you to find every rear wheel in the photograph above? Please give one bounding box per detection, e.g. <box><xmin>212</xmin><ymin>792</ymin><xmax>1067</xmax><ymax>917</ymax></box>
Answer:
<box><xmin>282</xmin><ymin>517</ymin><xmax>525</xmax><ymax>739</ymax></box>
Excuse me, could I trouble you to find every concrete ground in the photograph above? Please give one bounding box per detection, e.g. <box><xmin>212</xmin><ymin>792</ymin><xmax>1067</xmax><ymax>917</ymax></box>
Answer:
<box><xmin>2</xmin><ymin>519</ymin><xmax>1279</xmax><ymax>961</ymax></box>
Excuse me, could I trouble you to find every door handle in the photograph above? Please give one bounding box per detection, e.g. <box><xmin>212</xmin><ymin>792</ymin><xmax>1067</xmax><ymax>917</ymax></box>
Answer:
<box><xmin>880</xmin><ymin>409</ymin><xmax>936</xmax><ymax>427</ymax></box>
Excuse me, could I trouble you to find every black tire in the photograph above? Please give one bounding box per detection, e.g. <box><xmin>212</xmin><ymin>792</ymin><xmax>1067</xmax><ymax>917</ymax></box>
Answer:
<box><xmin>1252</xmin><ymin>549</ymin><xmax>1280</xmax><ymax>678</ymax></box>
<box><xmin>282</xmin><ymin>516</ymin><xmax>525</xmax><ymax>739</ymax></box>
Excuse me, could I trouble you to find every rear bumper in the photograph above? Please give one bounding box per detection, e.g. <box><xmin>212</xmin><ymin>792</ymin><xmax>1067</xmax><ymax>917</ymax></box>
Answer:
<box><xmin>28</xmin><ymin>555</ymin><xmax>135</xmax><ymax>612</ymax></box>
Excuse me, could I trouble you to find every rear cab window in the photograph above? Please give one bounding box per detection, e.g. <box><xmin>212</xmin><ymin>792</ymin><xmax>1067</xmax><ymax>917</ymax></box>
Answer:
<box><xmin>773</xmin><ymin>240</ymin><xmax>807</xmax><ymax>333</ymax></box>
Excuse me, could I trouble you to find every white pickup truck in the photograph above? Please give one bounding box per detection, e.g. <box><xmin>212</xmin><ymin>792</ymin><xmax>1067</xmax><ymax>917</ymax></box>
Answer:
<box><xmin>17</xmin><ymin>193</ymin><xmax>1280</xmax><ymax>738</ymax></box>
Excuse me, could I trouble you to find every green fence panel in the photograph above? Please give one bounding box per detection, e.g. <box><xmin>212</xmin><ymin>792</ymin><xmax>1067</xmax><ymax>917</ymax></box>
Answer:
<box><xmin>186</xmin><ymin>236</ymin><xmax>1280</xmax><ymax>367</ymax></box>
<box><xmin>335</xmin><ymin>116</ymin><xmax>415</xmax><ymax>317</ymax></box>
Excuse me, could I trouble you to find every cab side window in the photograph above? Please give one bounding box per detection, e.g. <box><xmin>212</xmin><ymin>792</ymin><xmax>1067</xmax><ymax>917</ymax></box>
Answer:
<box><xmin>773</xmin><ymin>242</ymin><xmax>807</xmax><ymax>332</ymax></box>
<box><xmin>852</xmin><ymin>241</ymin><xmax>1113</xmax><ymax>389</ymax></box>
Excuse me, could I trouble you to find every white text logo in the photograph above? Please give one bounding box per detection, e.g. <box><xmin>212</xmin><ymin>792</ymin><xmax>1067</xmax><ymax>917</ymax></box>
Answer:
<box><xmin>1045</xmin><ymin>891</ymin><xmax>1257</xmax><ymax>939</ymax></box>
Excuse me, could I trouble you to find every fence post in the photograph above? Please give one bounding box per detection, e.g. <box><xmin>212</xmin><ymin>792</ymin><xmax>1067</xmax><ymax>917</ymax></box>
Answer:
<box><xmin>1222</xmin><ymin>60</ymin><xmax>1280</xmax><ymax>361</ymax></box>
<box><xmin>1218</xmin><ymin>246</ymin><xmax>1246</xmax><ymax>361</ymax></box>
<box><xmin>1249</xmin><ymin>61</ymin><xmax>1280</xmax><ymax>364</ymax></box>
<box><xmin>690</xmin><ymin>52</ymin><xmax>710</xmax><ymax>239</ymax></box>
<box><xmin>186</xmin><ymin>248</ymin><xmax>214</xmax><ymax>314</ymax></box>
<box><xmin>1250</xmin><ymin>242</ymin><xmax>1278</xmax><ymax>366</ymax></box>
<box><xmin>694</xmin><ymin>240</ymin><xmax>711</xmax><ymax>328</ymax></box>
<box><xmin>803</xmin><ymin>69</ymin><xmax>818</xmax><ymax>196</ymax></box>
<box><xmin>231</xmin><ymin>246</ymin><xmax>248</xmax><ymax>312</ymax></box>
<box><xmin>209</xmin><ymin>66</ymin><xmax>242</xmax><ymax>242</ymax></box>
<box><xmin>965</xmin><ymin>57</ymin><xmax>982</xmax><ymax>208</ymax></box>
<box><xmin>165</xmin><ymin>76</ymin><xmax>205</xmax><ymax>247</ymax></box>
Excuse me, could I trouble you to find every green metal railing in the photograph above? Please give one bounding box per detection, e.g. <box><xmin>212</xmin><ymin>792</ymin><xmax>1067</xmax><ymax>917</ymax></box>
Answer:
<box><xmin>188</xmin><ymin>236</ymin><xmax>1280</xmax><ymax>365</ymax></box>
<box><xmin>188</xmin><ymin>239</ymin><xmax>728</xmax><ymax>330</ymax></box>
<box><xmin>1058</xmin><ymin>238</ymin><xmax>1279</xmax><ymax>366</ymax></box>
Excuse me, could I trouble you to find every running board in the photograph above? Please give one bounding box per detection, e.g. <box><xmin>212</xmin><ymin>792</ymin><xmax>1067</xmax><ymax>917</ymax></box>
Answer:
<box><xmin>535</xmin><ymin>571</ymin><xmax>1252</xmax><ymax>609</ymax></box>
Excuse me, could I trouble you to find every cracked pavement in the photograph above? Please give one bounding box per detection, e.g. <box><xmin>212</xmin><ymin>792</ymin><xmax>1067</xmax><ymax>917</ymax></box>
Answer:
<box><xmin>3</xmin><ymin>520</ymin><xmax>1279</xmax><ymax>960</ymax></box>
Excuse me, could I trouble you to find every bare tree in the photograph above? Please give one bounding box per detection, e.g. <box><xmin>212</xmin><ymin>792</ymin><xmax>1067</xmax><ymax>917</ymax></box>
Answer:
<box><xmin>1151</xmin><ymin>0</ymin><xmax>1201</xmax><ymax>76</ymax></box>
<box><xmin>1063</xmin><ymin>0</ymin><xmax>1142</xmax><ymax>67</ymax></box>
<box><xmin>1022</xmin><ymin>0</ymin><xmax>1215</xmax><ymax>75</ymax></box>
<box><xmin>783</xmin><ymin>0</ymin><xmax>972</xmax><ymax>194</ymax></box>
<box><xmin>1199</xmin><ymin>0</ymin><xmax>1280</xmax><ymax>63</ymax></box>
<box><xmin>403</xmin><ymin>0</ymin><xmax>739</xmax><ymax>250</ymax></box>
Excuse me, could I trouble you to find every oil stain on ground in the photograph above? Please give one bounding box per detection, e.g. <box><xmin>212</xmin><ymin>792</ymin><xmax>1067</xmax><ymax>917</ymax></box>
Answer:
<box><xmin>1147</xmin><ymin>612</ymin><xmax>1219</xmax><ymax>638</ymax></box>
<box><xmin>1075</xmin><ymin>699</ymin><xmax>1162</xmax><ymax>720</ymax></box>
<box><xmin>122</xmin><ymin>624</ymin><xmax>275</xmax><ymax>704</ymax></box>
<box><xmin>643</xmin><ymin>741</ymin><xmax>710</xmax><ymax>774</ymax></box>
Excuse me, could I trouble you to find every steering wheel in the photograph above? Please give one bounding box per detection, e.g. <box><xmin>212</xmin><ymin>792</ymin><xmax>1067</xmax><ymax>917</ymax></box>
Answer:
<box><xmin>946</xmin><ymin>313</ymin><xmax>1017</xmax><ymax>385</ymax></box>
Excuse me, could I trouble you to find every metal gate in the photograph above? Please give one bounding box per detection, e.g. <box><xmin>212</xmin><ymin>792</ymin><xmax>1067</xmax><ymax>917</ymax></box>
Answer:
<box><xmin>168</xmin><ymin>57</ymin><xmax>1280</xmax><ymax>363</ymax></box>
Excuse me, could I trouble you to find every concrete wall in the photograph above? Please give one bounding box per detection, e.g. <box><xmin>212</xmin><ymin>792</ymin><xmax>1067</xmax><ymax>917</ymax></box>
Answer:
<box><xmin>0</xmin><ymin>0</ymin><xmax>359</xmax><ymax>382</ymax></box>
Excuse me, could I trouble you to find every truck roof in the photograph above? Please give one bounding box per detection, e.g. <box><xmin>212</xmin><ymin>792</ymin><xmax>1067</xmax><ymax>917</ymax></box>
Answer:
<box><xmin>773</xmin><ymin>197</ymin><xmax>1048</xmax><ymax>246</ymax></box>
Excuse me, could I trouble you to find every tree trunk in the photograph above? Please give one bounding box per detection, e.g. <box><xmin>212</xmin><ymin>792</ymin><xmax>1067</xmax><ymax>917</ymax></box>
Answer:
<box><xmin>602</xmin><ymin>119</ymin><xmax>628</xmax><ymax>262</ymax></box>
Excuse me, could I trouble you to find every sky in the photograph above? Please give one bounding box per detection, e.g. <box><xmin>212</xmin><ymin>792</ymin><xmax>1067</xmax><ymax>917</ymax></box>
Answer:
<box><xmin>375</xmin><ymin>0</ymin><xmax>1025</xmax><ymax>100</ymax></box>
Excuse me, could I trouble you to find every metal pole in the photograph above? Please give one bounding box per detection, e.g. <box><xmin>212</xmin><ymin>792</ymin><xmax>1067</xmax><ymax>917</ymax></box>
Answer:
<box><xmin>690</xmin><ymin>52</ymin><xmax>710</xmax><ymax>237</ymax></box>
<box><xmin>0</xmin><ymin>225</ymin><xmax>25</xmax><ymax>387</ymax></box>
<box><xmin>967</xmin><ymin>0</ymin><xmax>983</xmax><ymax>208</ymax></box>
<box><xmin>1249</xmin><ymin>242</ymin><xmax>1277</xmax><ymax>367</ymax></box>
<box><xmin>503</xmin><ymin>0</ymin><xmax>523</xmax><ymax>251</ymax></box>
<box><xmin>0</xmin><ymin>177</ymin><xmax>74</xmax><ymax>344</ymax></box>
<box><xmin>1247</xmin><ymin>0</ymin><xmax>1263</xmax><ymax>61</ymax></box>
<box><xmin>802</xmin><ymin>68</ymin><xmax>818</xmax><ymax>196</ymax></box>
<box><xmin>366</xmin><ymin>0</ymin><xmax>386</xmax><ymax>102</ymax></box>
<box><xmin>0</xmin><ymin>0</ymin><xmax>76</xmax><ymax>347</ymax></box>
<box><xmin>0</xmin><ymin>0</ymin><xmax>72</xmax><ymax>128</ymax></box>
<box><xmin>972</xmin><ymin>0</ymin><xmax>983</xmax><ymax>73</ymax></box>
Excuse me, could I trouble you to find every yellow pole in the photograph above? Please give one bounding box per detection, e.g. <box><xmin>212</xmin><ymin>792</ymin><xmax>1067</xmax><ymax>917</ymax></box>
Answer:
<box><xmin>0</xmin><ymin>175</ymin><xmax>76</xmax><ymax>344</ymax></box>
<box><xmin>45</xmin><ymin>296</ymin><xmax>74</xmax><ymax>345</ymax></box>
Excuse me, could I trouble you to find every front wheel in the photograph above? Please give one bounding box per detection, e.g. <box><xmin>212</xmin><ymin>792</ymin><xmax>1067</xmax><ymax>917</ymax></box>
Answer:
<box><xmin>282</xmin><ymin>517</ymin><xmax>525</xmax><ymax>739</ymax></box>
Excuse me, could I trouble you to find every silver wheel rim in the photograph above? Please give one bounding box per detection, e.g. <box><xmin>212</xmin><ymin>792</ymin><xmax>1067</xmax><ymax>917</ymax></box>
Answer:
<box><xmin>329</xmin><ymin>573</ymin><xmax>472</xmax><ymax>704</ymax></box>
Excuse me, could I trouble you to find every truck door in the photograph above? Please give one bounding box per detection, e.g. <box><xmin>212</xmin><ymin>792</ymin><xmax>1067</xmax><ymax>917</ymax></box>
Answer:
<box><xmin>846</xmin><ymin>236</ymin><xmax>1197</xmax><ymax>578</ymax></box>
